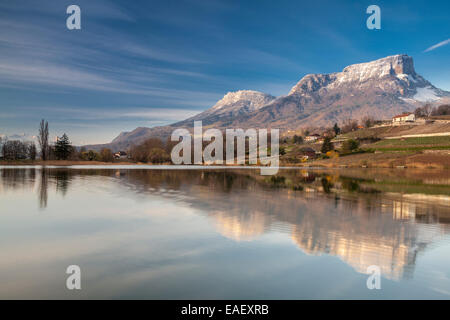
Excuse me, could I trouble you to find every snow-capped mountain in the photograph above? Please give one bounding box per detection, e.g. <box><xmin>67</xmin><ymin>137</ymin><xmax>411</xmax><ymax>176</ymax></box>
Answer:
<box><xmin>228</xmin><ymin>54</ymin><xmax>449</xmax><ymax>129</ymax></box>
<box><xmin>174</xmin><ymin>90</ymin><xmax>275</xmax><ymax>126</ymax></box>
<box><xmin>289</xmin><ymin>54</ymin><xmax>444</xmax><ymax>101</ymax></box>
<box><xmin>85</xmin><ymin>54</ymin><xmax>449</xmax><ymax>151</ymax></box>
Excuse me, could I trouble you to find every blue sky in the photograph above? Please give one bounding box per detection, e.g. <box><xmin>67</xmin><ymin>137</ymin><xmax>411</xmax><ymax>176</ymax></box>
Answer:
<box><xmin>0</xmin><ymin>0</ymin><xmax>449</xmax><ymax>145</ymax></box>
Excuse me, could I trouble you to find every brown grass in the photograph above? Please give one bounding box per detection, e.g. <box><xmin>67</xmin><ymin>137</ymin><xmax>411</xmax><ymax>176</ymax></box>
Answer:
<box><xmin>0</xmin><ymin>160</ymin><xmax>137</xmax><ymax>166</ymax></box>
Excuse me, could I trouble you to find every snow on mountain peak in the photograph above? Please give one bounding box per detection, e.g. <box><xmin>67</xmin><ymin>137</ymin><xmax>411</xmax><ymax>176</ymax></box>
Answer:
<box><xmin>177</xmin><ymin>90</ymin><xmax>276</xmax><ymax>125</ymax></box>
<box><xmin>341</xmin><ymin>54</ymin><xmax>416</xmax><ymax>80</ymax></box>
<box><xmin>213</xmin><ymin>90</ymin><xmax>275</xmax><ymax>110</ymax></box>
<box><xmin>288</xmin><ymin>54</ymin><xmax>441</xmax><ymax>99</ymax></box>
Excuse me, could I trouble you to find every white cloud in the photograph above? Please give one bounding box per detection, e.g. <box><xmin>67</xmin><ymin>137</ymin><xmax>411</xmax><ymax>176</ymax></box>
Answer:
<box><xmin>11</xmin><ymin>106</ymin><xmax>202</xmax><ymax>123</ymax></box>
<box><xmin>424</xmin><ymin>38</ymin><xmax>450</xmax><ymax>52</ymax></box>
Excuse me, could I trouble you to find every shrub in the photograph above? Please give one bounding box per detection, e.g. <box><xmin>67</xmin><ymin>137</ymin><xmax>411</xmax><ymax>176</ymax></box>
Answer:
<box><xmin>326</xmin><ymin>150</ymin><xmax>339</xmax><ymax>158</ymax></box>
<box><xmin>148</xmin><ymin>148</ymin><xmax>170</xmax><ymax>163</ymax></box>
<box><xmin>100</xmin><ymin>148</ymin><xmax>114</xmax><ymax>162</ymax></box>
<box><xmin>341</xmin><ymin>139</ymin><xmax>360</xmax><ymax>153</ymax></box>
<box><xmin>293</xmin><ymin>135</ymin><xmax>303</xmax><ymax>144</ymax></box>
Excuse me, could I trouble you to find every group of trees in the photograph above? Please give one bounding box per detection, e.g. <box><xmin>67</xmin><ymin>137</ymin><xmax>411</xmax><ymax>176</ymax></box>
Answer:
<box><xmin>1</xmin><ymin>139</ymin><xmax>37</xmax><ymax>160</ymax></box>
<box><xmin>76</xmin><ymin>148</ymin><xmax>115</xmax><ymax>162</ymax></box>
<box><xmin>1</xmin><ymin>118</ymin><xmax>173</xmax><ymax>163</ymax></box>
<box><xmin>339</xmin><ymin>116</ymin><xmax>378</xmax><ymax>134</ymax></box>
<box><xmin>1</xmin><ymin>119</ymin><xmax>75</xmax><ymax>161</ymax></box>
<box><xmin>292</xmin><ymin>135</ymin><xmax>304</xmax><ymax>144</ymax></box>
<box><xmin>432</xmin><ymin>104</ymin><xmax>450</xmax><ymax>116</ymax></box>
<box><xmin>320</xmin><ymin>137</ymin><xmax>359</xmax><ymax>156</ymax></box>
<box><xmin>415</xmin><ymin>104</ymin><xmax>450</xmax><ymax>118</ymax></box>
<box><xmin>39</xmin><ymin>120</ymin><xmax>74</xmax><ymax>160</ymax></box>
<box><xmin>129</xmin><ymin>138</ymin><xmax>171</xmax><ymax>163</ymax></box>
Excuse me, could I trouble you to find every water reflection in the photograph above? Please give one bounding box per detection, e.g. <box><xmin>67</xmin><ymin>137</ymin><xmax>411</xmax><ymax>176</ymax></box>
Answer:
<box><xmin>39</xmin><ymin>168</ymin><xmax>48</xmax><ymax>208</ymax></box>
<box><xmin>0</xmin><ymin>167</ymin><xmax>449</xmax><ymax>283</ymax></box>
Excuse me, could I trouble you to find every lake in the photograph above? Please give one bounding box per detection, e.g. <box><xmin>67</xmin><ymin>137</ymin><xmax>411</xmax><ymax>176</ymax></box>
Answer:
<box><xmin>0</xmin><ymin>166</ymin><xmax>449</xmax><ymax>299</ymax></box>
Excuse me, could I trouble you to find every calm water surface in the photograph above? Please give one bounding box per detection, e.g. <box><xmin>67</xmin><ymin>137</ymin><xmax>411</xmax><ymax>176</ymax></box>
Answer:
<box><xmin>0</xmin><ymin>166</ymin><xmax>449</xmax><ymax>299</ymax></box>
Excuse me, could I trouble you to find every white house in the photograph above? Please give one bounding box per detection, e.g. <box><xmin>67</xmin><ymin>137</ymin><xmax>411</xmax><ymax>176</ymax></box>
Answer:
<box><xmin>305</xmin><ymin>134</ymin><xmax>321</xmax><ymax>142</ymax></box>
<box><xmin>392</xmin><ymin>113</ymin><xmax>415</xmax><ymax>124</ymax></box>
<box><xmin>114</xmin><ymin>151</ymin><xmax>128</xmax><ymax>159</ymax></box>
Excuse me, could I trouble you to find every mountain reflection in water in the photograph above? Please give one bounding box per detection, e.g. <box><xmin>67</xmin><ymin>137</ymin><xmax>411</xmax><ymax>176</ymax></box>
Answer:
<box><xmin>0</xmin><ymin>167</ymin><xmax>449</xmax><ymax>288</ymax></box>
<box><xmin>0</xmin><ymin>166</ymin><xmax>450</xmax><ymax>299</ymax></box>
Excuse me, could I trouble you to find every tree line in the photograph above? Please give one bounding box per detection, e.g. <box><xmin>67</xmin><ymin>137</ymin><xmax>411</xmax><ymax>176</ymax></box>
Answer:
<box><xmin>0</xmin><ymin>139</ymin><xmax>37</xmax><ymax>160</ymax></box>
<box><xmin>414</xmin><ymin>104</ymin><xmax>450</xmax><ymax>118</ymax></box>
<box><xmin>0</xmin><ymin>118</ymin><xmax>173</xmax><ymax>163</ymax></box>
<box><xmin>1</xmin><ymin>119</ymin><xmax>78</xmax><ymax>161</ymax></box>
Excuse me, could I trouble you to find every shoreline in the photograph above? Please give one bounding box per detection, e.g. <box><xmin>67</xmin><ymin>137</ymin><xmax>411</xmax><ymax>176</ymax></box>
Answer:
<box><xmin>0</xmin><ymin>158</ymin><xmax>448</xmax><ymax>170</ymax></box>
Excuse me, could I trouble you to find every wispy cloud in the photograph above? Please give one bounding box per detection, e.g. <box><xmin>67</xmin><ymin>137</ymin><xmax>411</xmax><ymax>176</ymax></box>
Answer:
<box><xmin>424</xmin><ymin>38</ymin><xmax>450</xmax><ymax>52</ymax></box>
<box><xmin>15</xmin><ymin>106</ymin><xmax>201</xmax><ymax>122</ymax></box>
<box><xmin>0</xmin><ymin>0</ymin><xmax>134</xmax><ymax>22</ymax></box>
<box><xmin>0</xmin><ymin>1</ymin><xmax>215</xmax><ymax>101</ymax></box>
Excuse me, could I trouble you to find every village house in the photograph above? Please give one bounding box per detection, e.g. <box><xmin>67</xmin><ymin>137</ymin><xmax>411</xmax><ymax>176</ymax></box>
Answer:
<box><xmin>392</xmin><ymin>113</ymin><xmax>415</xmax><ymax>124</ymax></box>
<box><xmin>114</xmin><ymin>151</ymin><xmax>128</xmax><ymax>159</ymax></box>
<box><xmin>305</xmin><ymin>134</ymin><xmax>321</xmax><ymax>142</ymax></box>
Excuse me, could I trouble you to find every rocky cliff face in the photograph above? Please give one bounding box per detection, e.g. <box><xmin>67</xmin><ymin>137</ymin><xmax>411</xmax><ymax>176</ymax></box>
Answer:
<box><xmin>290</xmin><ymin>54</ymin><xmax>437</xmax><ymax>98</ymax></box>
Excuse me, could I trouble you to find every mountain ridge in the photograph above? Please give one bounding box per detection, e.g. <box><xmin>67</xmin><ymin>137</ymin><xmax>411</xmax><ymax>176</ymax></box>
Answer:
<box><xmin>84</xmin><ymin>54</ymin><xmax>449</xmax><ymax>151</ymax></box>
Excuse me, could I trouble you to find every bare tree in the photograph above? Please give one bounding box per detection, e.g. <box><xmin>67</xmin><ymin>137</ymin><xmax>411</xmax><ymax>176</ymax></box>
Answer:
<box><xmin>423</xmin><ymin>104</ymin><xmax>433</xmax><ymax>117</ymax></box>
<box><xmin>2</xmin><ymin>140</ymin><xmax>28</xmax><ymax>160</ymax></box>
<box><xmin>129</xmin><ymin>138</ymin><xmax>165</xmax><ymax>162</ymax></box>
<box><xmin>414</xmin><ymin>104</ymin><xmax>434</xmax><ymax>118</ymax></box>
<box><xmin>361</xmin><ymin>116</ymin><xmax>375</xmax><ymax>128</ymax></box>
<box><xmin>28</xmin><ymin>142</ymin><xmax>37</xmax><ymax>160</ymax></box>
<box><xmin>38</xmin><ymin>119</ymin><xmax>49</xmax><ymax>160</ymax></box>
<box><xmin>341</xmin><ymin>119</ymin><xmax>359</xmax><ymax>133</ymax></box>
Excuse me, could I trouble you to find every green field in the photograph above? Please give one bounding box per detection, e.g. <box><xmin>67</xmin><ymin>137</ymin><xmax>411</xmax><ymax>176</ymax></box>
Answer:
<box><xmin>364</xmin><ymin>136</ymin><xmax>450</xmax><ymax>152</ymax></box>
<box><xmin>373</xmin><ymin>136</ymin><xmax>450</xmax><ymax>146</ymax></box>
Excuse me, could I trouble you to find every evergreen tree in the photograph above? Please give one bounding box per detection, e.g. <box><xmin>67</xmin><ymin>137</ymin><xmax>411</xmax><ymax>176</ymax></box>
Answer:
<box><xmin>54</xmin><ymin>133</ymin><xmax>72</xmax><ymax>160</ymax></box>
<box><xmin>321</xmin><ymin>136</ymin><xmax>334</xmax><ymax>153</ymax></box>
<box><xmin>333</xmin><ymin>123</ymin><xmax>341</xmax><ymax>135</ymax></box>
<box><xmin>293</xmin><ymin>135</ymin><xmax>303</xmax><ymax>144</ymax></box>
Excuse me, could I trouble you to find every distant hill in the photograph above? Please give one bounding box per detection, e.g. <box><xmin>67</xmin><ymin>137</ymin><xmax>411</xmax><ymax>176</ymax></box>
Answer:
<box><xmin>84</xmin><ymin>54</ymin><xmax>450</xmax><ymax>152</ymax></box>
